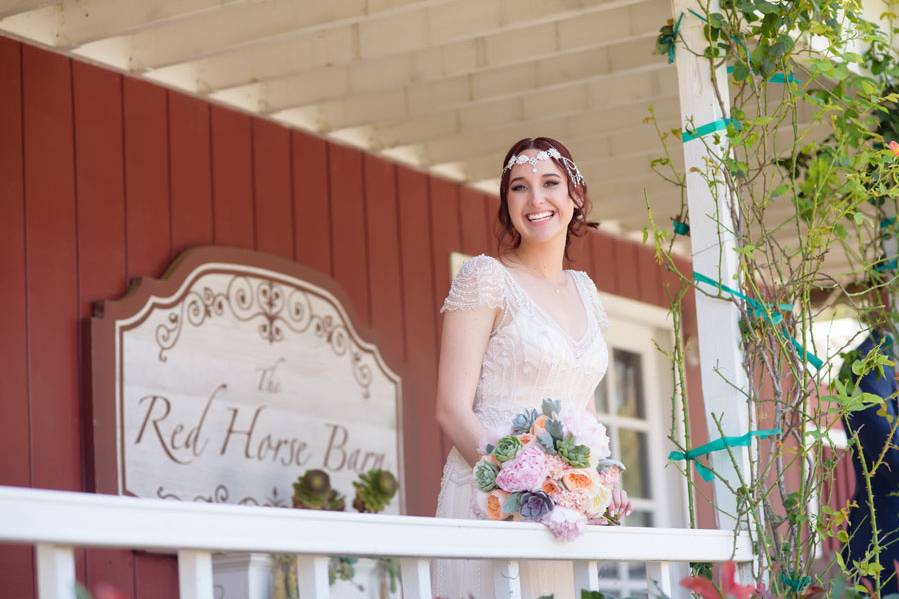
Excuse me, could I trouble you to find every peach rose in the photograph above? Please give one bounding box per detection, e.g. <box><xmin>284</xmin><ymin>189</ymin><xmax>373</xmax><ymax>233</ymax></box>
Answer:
<box><xmin>542</xmin><ymin>478</ymin><xmax>562</xmax><ymax>495</ymax></box>
<box><xmin>561</xmin><ymin>470</ymin><xmax>594</xmax><ymax>492</ymax></box>
<box><xmin>486</xmin><ymin>489</ymin><xmax>511</xmax><ymax>520</ymax></box>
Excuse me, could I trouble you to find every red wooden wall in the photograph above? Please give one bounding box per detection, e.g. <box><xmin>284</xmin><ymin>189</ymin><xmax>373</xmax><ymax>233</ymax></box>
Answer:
<box><xmin>0</xmin><ymin>37</ymin><xmax>706</xmax><ymax>597</ymax></box>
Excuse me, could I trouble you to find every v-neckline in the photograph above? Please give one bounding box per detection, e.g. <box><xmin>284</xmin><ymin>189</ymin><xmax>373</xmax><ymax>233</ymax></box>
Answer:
<box><xmin>493</xmin><ymin>257</ymin><xmax>591</xmax><ymax>347</ymax></box>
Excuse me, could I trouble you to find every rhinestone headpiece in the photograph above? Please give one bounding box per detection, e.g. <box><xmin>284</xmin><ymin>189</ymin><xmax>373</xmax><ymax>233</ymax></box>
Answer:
<box><xmin>503</xmin><ymin>146</ymin><xmax>584</xmax><ymax>188</ymax></box>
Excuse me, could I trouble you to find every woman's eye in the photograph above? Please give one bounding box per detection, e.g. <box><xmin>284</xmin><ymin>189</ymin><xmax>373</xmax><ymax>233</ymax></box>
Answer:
<box><xmin>544</xmin><ymin>180</ymin><xmax>559</xmax><ymax>187</ymax></box>
<box><xmin>511</xmin><ymin>184</ymin><xmax>527</xmax><ymax>192</ymax></box>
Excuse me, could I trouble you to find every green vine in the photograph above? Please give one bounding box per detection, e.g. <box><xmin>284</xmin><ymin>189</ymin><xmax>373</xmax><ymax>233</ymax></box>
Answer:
<box><xmin>651</xmin><ymin>0</ymin><xmax>899</xmax><ymax>596</ymax></box>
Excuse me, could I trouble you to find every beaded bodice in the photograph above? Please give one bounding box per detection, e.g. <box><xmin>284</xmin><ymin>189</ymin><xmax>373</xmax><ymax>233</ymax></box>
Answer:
<box><xmin>440</xmin><ymin>254</ymin><xmax>610</xmax><ymax>429</ymax></box>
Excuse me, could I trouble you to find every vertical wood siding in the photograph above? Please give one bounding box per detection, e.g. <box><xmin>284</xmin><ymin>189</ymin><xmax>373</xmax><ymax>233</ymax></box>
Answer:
<box><xmin>0</xmin><ymin>38</ymin><xmax>720</xmax><ymax>596</ymax></box>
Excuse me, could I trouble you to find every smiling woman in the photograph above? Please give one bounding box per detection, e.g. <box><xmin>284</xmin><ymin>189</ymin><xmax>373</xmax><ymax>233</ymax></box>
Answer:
<box><xmin>433</xmin><ymin>137</ymin><xmax>632</xmax><ymax>599</ymax></box>
<box><xmin>497</xmin><ymin>137</ymin><xmax>599</xmax><ymax>260</ymax></box>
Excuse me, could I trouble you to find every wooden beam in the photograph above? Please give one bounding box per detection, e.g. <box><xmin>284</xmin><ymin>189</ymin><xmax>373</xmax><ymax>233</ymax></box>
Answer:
<box><xmin>89</xmin><ymin>0</ymin><xmax>655</xmax><ymax>86</ymax></box>
<box><xmin>265</xmin><ymin>36</ymin><xmax>659</xmax><ymax>119</ymax></box>
<box><xmin>2</xmin><ymin>0</ymin><xmax>248</xmax><ymax>48</ymax></box>
<box><xmin>210</xmin><ymin>1</ymin><xmax>663</xmax><ymax>108</ymax></box>
<box><xmin>359</xmin><ymin>66</ymin><xmax>678</xmax><ymax>151</ymax></box>
<box><xmin>671</xmin><ymin>0</ymin><xmax>751</xmax><ymax>530</ymax></box>
<box><xmin>0</xmin><ymin>0</ymin><xmax>55</xmax><ymax>19</ymax></box>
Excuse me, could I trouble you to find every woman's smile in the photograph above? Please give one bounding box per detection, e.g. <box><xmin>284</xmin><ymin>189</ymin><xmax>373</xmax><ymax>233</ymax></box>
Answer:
<box><xmin>525</xmin><ymin>209</ymin><xmax>555</xmax><ymax>224</ymax></box>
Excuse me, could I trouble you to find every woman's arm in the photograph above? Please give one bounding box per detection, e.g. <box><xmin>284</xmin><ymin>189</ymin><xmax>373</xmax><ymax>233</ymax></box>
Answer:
<box><xmin>435</xmin><ymin>305</ymin><xmax>497</xmax><ymax>467</ymax></box>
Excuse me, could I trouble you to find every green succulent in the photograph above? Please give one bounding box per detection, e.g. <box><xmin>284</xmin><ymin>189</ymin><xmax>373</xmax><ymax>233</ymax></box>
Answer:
<box><xmin>352</xmin><ymin>469</ymin><xmax>399</xmax><ymax>513</ymax></box>
<box><xmin>474</xmin><ymin>458</ymin><xmax>500</xmax><ymax>492</ymax></box>
<box><xmin>292</xmin><ymin>469</ymin><xmax>345</xmax><ymax>511</ymax></box>
<box><xmin>557</xmin><ymin>435</ymin><xmax>591</xmax><ymax>468</ymax></box>
<box><xmin>492</xmin><ymin>435</ymin><xmax>522</xmax><ymax>462</ymax></box>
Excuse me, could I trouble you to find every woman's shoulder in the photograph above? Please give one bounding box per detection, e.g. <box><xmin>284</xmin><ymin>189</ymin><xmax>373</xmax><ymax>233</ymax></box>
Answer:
<box><xmin>453</xmin><ymin>254</ymin><xmax>506</xmax><ymax>283</ymax></box>
<box><xmin>442</xmin><ymin>254</ymin><xmax>506</xmax><ymax>313</ymax></box>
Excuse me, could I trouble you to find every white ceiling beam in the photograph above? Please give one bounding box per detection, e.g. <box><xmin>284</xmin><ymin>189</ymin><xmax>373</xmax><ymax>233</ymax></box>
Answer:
<box><xmin>422</xmin><ymin>106</ymin><xmax>682</xmax><ymax>170</ymax></box>
<box><xmin>213</xmin><ymin>0</ymin><xmax>664</xmax><ymax>110</ymax></box>
<box><xmin>74</xmin><ymin>0</ymin><xmax>448</xmax><ymax>74</ymax></box>
<box><xmin>345</xmin><ymin>67</ymin><xmax>675</xmax><ymax>152</ymax></box>
<box><xmin>269</xmin><ymin>37</ymin><xmax>663</xmax><ymax>132</ymax></box>
<box><xmin>141</xmin><ymin>0</ymin><xmax>656</xmax><ymax>93</ymax></box>
<box><xmin>0</xmin><ymin>0</ymin><xmax>56</xmax><ymax>19</ymax></box>
<box><xmin>266</xmin><ymin>35</ymin><xmax>657</xmax><ymax>115</ymax></box>
<box><xmin>1</xmin><ymin>0</ymin><xmax>252</xmax><ymax>49</ymax></box>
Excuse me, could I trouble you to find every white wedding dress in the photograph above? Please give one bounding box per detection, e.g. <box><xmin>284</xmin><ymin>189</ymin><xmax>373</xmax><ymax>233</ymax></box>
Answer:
<box><xmin>434</xmin><ymin>254</ymin><xmax>611</xmax><ymax>599</ymax></box>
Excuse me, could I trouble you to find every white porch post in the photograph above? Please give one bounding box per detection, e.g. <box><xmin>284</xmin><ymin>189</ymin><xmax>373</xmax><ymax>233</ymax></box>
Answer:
<box><xmin>670</xmin><ymin>0</ymin><xmax>752</xmax><ymax>530</ymax></box>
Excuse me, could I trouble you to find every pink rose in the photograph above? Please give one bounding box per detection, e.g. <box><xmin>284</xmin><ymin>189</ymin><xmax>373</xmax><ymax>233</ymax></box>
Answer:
<box><xmin>889</xmin><ymin>140</ymin><xmax>899</xmax><ymax>157</ymax></box>
<box><xmin>495</xmin><ymin>444</ymin><xmax>548</xmax><ymax>492</ymax></box>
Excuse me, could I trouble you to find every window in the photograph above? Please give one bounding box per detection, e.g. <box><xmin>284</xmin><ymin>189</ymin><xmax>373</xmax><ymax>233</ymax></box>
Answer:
<box><xmin>594</xmin><ymin>297</ymin><xmax>683</xmax><ymax>597</ymax></box>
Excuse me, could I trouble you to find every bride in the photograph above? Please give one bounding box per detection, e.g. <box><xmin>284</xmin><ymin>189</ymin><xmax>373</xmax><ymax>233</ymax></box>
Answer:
<box><xmin>433</xmin><ymin>137</ymin><xmax>632</xmax><ymax>599</ymax></box>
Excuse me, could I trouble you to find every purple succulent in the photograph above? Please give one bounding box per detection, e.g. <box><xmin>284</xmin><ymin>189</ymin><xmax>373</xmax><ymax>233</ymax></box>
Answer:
<box><xmin>518</xmin><ymin>490</ymin><xmax>554</xmax><ymax>521</ymax></box>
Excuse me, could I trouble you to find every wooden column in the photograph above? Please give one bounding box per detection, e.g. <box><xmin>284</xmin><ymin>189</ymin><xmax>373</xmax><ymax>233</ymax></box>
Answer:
<box><xmin>670</xmin><ymin>0</ymin><xmax>752</xmax><ymax>529</ymax></box>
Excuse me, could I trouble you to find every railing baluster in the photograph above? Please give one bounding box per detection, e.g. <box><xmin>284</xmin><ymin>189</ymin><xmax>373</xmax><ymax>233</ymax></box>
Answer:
<box><xmin>297</xmin><ymin>555</ymin><xmax>330</xmax><ymax>599</ymax></box>
<box><xmin>573</xmin><ymin>559</ymin><xmax>600</xmax><ymax>592</ymax></box>
<box><xmin>36</xmin><ymin>544</ymin><xmax>75</xmax><ymax>599</ymax></box>
<box><xmin>399</xmin><ymin>557</ymin><xmax>431</xmax><ymax>599</ymax></box>
<box><xmin>493</xmin><ymin>559</ymin><xmax>522</xmax><ymax>599</ymax></box>
<box><xmin>646</xmin><ymin>561</ymin><xmax>674</xmax><ymax>597</ymax></box>
<box><xmin>178</xmin><ymin>550</ymin><xmax>214</xmax><ymax>599</ymax></box>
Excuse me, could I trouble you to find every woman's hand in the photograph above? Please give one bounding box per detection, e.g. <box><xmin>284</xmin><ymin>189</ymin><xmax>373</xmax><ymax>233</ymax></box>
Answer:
<box><xmin>609</xmin><ymin>486</ymin><xmax>634</xmax><ymax>520</ymax></box>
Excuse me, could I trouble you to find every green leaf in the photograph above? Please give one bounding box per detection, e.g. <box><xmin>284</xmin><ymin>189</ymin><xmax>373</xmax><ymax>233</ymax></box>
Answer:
<box><xmin>732</xmin><ymin>61</ymin><xmax>751</xmax><ymax>82</ymax></box>
<box><xmin>503</xmin><ymin>492</ymin><xmax>521</xmax><ymax>514</ymax></box>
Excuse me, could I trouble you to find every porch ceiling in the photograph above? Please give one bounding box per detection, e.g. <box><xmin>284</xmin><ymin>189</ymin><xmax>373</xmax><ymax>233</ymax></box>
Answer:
<box><xmin>0</xmin><ymin>0</ymin><xmax>860</xmax><ymax>277</ymax></box>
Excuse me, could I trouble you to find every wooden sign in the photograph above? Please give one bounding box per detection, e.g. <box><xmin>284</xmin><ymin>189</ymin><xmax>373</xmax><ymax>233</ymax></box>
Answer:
<box><xmin>91</xmin><ymin>247</ymin><xmax>404</xmax><ymax>513</ymax></box>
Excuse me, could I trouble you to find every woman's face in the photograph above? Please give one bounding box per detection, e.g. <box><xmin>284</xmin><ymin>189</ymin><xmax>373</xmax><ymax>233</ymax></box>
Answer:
<box><xmin>506</xmin><ymin>150</ymin><xmax>578</xmax><ymax>246</ymax></box>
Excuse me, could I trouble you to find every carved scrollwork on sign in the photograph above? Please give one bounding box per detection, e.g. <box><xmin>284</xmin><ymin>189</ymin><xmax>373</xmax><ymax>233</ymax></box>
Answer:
<box><xmin>156</xmin><ymin>484</ymin><xmax>288</xmax><ymax>508</ymax></box>
<box><xmin>92</xmin><ymin>248</ymin><xmax>403</xmax><ymax>513</ymax></box>
<box><xmin>153</xmin><ymin>275</ymin><xmax>371</xmax><ymax>397</ymax></box>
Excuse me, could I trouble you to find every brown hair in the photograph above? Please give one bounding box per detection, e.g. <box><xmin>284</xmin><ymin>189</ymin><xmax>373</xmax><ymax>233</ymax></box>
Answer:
<box><xmin>496</xmin><ymin>137</ymin><xmax>598</xmax><ymax>258</ymax></box>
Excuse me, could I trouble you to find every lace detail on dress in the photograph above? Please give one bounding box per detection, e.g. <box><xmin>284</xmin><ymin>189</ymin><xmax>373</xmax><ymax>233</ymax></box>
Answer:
<box><xmin>576</xmin><ymin>271</ymin><xmax>611</xmax><ymax>331</ymax></box>
<box><xmin>434</xmin><ymin>256</ymin><xmax>610</xmax><ymax>599</ymax></box>
<box><xmin>440</xmin><ymin>254</ymin><xmax>505</xmax><ymax>313</ymax></box>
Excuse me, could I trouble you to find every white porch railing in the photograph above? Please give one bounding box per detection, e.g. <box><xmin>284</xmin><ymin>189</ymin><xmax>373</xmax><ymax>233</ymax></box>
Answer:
<box><xmin>0</xmin><ymin>486</ymin><xmax>752</xmax><ymax>599</ymax></box>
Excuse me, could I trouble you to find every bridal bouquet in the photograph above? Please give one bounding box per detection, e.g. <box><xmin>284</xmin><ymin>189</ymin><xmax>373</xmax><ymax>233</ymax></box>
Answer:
<box><xmin>471</xmin><ymin>399</ymin><xmax>624</xmax><ymax>541</ymax></box>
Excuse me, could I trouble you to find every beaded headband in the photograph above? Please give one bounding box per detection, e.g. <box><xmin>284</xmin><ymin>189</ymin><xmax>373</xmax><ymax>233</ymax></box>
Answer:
<box><xmin>503</xmin><ymin>146</ymin><xmax>585</xmax><ymax>188</ymax></box>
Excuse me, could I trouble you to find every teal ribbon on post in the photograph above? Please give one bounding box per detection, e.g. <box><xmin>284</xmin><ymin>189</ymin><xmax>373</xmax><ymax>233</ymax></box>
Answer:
<box><xmin>693</xmin><ymin>271</ymin><xmax>823</xmax><ymax>369</ymax></box>
<box><xmin>726</xmin><ymin>66</ymin><xmax>800</xmax><ymax>84</ymax></box>
<box><xmin>875</xmin><ymin>257</ymin><xmax>898</xmax><ymax>272</ymax></box>
<box><xmin>780</xmin><ymin>572</ymin><xmax>812</xmax><ymax>594</ymax></box>
<box><xmin>682</xmin><ymin>118</ymin><xmax>740</xmax><ymax>142</ymax></box>
<box><xmin>665</xmin><ymin>12</ymin><xmax>685</xmax><ymax>64</ymax></box>
<box><xmin>669</xmin><ymin>428</ymin><xmax>781</xmax><ymax>482</ymax></box>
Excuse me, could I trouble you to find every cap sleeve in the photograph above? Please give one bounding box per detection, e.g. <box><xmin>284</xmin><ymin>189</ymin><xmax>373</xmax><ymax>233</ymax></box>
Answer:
<box><xmin>579</xmin><ymin>272</ymin><xmax>611</xmax><ymax>331</ymax></box>
<box><xmin>440</xmin><ymin>255</ymin><xmax>505</xmax><ymax>313</ymax></box>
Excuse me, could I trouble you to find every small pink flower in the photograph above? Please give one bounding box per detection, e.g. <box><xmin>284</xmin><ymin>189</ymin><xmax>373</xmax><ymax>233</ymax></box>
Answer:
<box><xmin>889</xmin><ymin>140</ymin><xmax>899</xmax><ymax>157</ymax></box>
<box><xmin>495</xmin><ymin>444</ymin><xmax>547</xmax><ymax>492</ymax></box>
<box><xmin>545</xmin><ymin>507</ymin><xmax>586</xmax><ymax>541</ymax></box>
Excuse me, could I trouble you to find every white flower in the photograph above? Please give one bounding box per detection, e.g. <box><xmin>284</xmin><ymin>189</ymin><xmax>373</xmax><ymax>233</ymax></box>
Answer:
<box><xmin>560</xmin><ymin>406</ymin><xmax>611</xmax><ymax>467</ymax></box>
